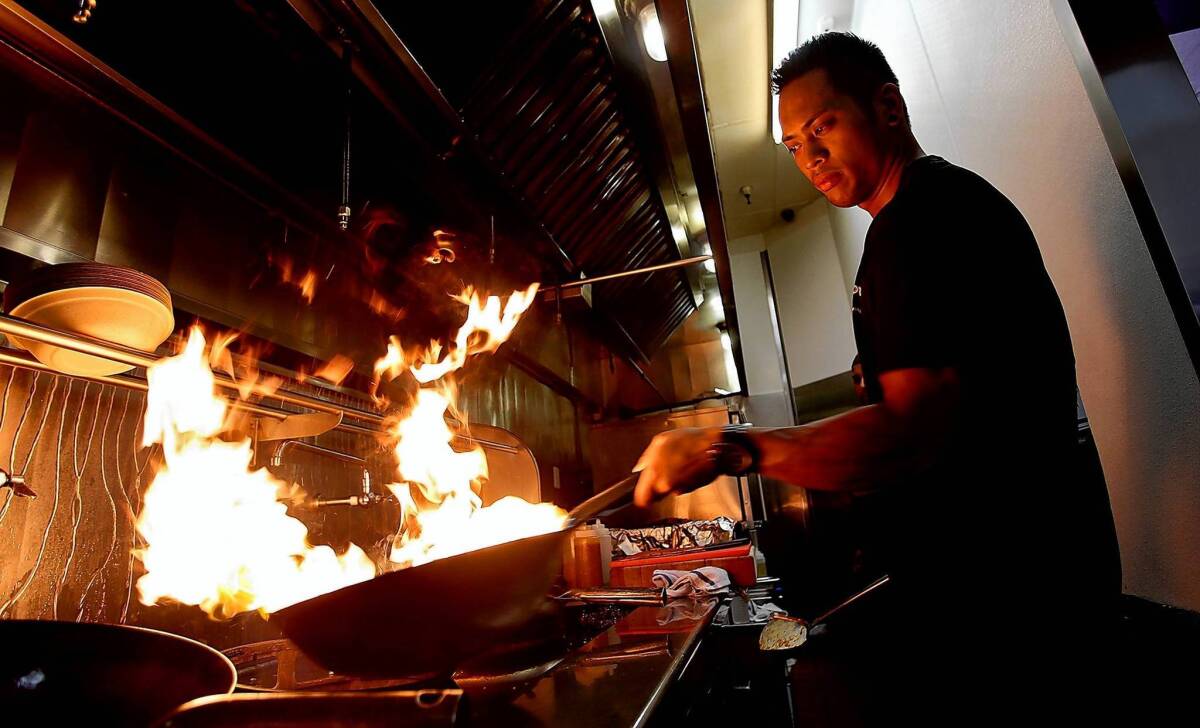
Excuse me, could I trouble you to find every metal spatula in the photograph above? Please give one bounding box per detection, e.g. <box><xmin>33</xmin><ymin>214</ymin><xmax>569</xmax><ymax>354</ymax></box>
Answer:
<box><xmin>759</xmin><ymin>575</ymin><xmax>891</xmax><ymax>651</ymax></box>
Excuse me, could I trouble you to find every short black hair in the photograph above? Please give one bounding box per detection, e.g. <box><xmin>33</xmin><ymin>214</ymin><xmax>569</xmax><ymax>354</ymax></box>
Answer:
<box><xmin>771</xmin><ymin>32</ymin><xmax>904</xmax><ymax>122</ymax></box>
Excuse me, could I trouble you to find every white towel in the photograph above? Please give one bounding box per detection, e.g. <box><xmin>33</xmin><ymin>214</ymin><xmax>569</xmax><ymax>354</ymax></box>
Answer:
<box><xmin>651</xmin><ymin>566</ymin><xmax>731</xmax><ymax>598</ymax></box>
<box><xmin>657</xmin><ymin>598</ymin><xmax>717</xmax><ymax>624</ymax></box>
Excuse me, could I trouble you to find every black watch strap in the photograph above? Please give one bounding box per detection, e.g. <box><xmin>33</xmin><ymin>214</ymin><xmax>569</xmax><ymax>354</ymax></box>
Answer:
<box><xmin>710</xmin><ymin>424</ymin><xmax>760</xmax><ymax>477</ymax></box>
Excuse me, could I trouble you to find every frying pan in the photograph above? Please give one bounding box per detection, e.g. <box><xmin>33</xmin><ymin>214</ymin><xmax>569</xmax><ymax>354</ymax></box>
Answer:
<box><xmin>0</xmin><ymin>620</ymin><xmax>236</xmax><ymax>726</ymax></box>
<box><xmin>272</xmin><ymin>474</ymin><xmax>639</xmax><ymax>678</ymax></box>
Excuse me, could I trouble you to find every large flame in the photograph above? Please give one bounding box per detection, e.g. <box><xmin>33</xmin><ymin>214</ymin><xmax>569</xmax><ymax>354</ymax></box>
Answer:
<box><xmin>134</xmin><ymin>282</ymin><xmax>562</xmax><ymax>617</ymax></box>
<box><xmin>409</xmin><ymin>283</ymin><xmax>540</xmax><ymax>383</ymax></box>
<box><xmin>381</xmin><ymin>284</ymin><xmax>568</xmax><ymax>569</ymax></box>
<box><xmin>370</xmin><ymin>284</ymin><xmax>539</xmax><ymax>395</ymax></box>
<box><xmin>135</xmin><ymin>329</ymin><xmax>376</xmax><ymax>617</ymax></box>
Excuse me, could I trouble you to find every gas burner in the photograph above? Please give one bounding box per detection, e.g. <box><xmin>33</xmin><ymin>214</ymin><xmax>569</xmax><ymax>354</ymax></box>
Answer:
<box><xmin>223</xmin><ymin>639</ymin><xmax>437</xmax><ymax>692</ymax></box>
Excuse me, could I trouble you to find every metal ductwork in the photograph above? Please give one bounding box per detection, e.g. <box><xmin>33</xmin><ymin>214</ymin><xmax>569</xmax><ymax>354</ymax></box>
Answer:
<box><xmin>288</xmin><ymin>0</ymin><xmax>701</xmax><ymax>359</ymax></box>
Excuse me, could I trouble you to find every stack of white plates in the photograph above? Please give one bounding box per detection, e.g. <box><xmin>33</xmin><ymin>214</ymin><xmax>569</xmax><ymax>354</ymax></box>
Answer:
<box><xmin>3</xmin><ymin>263</ymin><xmax>174</xmax><ymax>376</ymax></box>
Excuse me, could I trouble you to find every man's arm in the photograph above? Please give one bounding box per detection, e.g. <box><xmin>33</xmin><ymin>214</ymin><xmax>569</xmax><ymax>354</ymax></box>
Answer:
<box><xmin>633</xmin><ymin>367</ymin><xmax>960</xmax><ymax>506</ymax></box>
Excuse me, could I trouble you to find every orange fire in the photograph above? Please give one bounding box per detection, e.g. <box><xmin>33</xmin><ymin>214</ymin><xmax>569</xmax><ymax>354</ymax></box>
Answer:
<box><xmin>297</xmin><ymin>271</ymin><xmax>318</xmax><ymax>303</ymax></box>
<box><xmin>372</xmin><ymin>335</ymin><xmax>409</xmax><ymax>399</ymax></box>
<box><xmin>300</xmin><ymin>354</ymin><xmax>356</xmax><ymax>386</ymax></box>
<box><xmin>380</xmin><ymin>284</ymin><xmax>568</xmax><ymax>569</ymax></box>
<box><xmin>423</xmin><ymin>229</ymin><xmax>459</xmax><ymax>265</ymax></box>
<box><xmin>272</xmin><ymin>255</ymin><xmax>320</xmax><ymax>304</ymax></box>
<box><xmin>134</xmin><ymin>282</ymin><xmax>561</xmax><ymax>616</ymax></box>
<box><xmin>409</xmin><ymin>283</ymin><xmax>540</xmax><ymax>383</ymax></box>
<box><xmin>135</xmin><ymin>328</ymin><xmax>376</xmax><ymax>617</ymax></box>
<box><xmin>366</xmin><ymin>290</ymin><xmax>407</xmax><ymax>323</ymax></box>
<box><xmin>208</xmin><ymin>330</ymin><xmax>284</xmax><ymax>401</ymax></box>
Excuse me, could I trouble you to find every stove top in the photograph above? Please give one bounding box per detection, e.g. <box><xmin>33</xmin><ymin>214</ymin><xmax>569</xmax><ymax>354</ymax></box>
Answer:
<box><xmin>164</xmin><ymin>601</ymin><xmax>714</xmax><ymax>727</ymax></box>
<box><xmin>221</xmin><ymin>603</ymin><xmax>631</xmax><ymax>693</ymax></box>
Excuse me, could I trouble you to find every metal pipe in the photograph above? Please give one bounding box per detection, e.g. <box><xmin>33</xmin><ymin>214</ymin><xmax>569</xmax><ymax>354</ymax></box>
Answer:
<box><xmin>333</xmin><ymin>419</ymin><xmax>379</xmax><ymax>437</ymax></box>
<box><xmin>550</xmin><ymin>255</ymin><xmax>712</xmax><ymax>291</ymax></box>
<box><xmin>270</xmin><ymin>440</ymin><xmax>366</xmax><ymax>467</ymax></box>
<box><xmin>624</xmin><ymin>390</ymin><xmax>741</xmax><ymax>419</ymax></box>
<box><xmin>0</xmin><ymin>345</ymin><xmax>293</xmax><ymax>423</ymax></box>
<box><xmin>0</xmin><ymin>342</ymin><xmax>389</xmax><ymax>439</ymax></box>
<box><xmin>453</xmin><ymin>434</ymin><xmax>519</xmax><ymax>455</ymax></box>
<box><xmin>312</xmin><ymin>495</ymin><xmax>362</xmax><ymax>507</ymax></box>
<box><xmin>0</xmin><ymin>311</ymin><xmax>387</xmax><ymax>426</ymax></box>
<box><xmin>271</xmin><ymin>440</ymin><xmax>373</xmax><ymax>506</ymax></box>
<box><xmin>0</xmin><ymin>321</ymin><xmax>530</xmax><ymax>443</ymax></box>
<box><xmin>0</xmin><ymin>311</ymin><xmax>159</xmax><ymax>369</ymax></box>
<box><xmin>337</xmin><ymin>34</ymin><xmax>353</xmax><ymax>230</ymax></box>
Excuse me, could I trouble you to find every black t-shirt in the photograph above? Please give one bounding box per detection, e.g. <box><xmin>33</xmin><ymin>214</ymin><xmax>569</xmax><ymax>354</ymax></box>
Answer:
<box><xmin>851</xmin><ymin>155</ymin><xmax>1117</xmax><ymax>607</ymax></box>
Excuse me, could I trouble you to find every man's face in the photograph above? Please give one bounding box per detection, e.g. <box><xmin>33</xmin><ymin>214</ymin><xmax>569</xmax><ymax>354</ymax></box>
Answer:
<box><xmin>778</xmin><ymin>69</ymin><xmax>888</xmax><ymax>208</ymax></box>
<box><xmin>851</xmin><ymin>361</ymin><xmax>867</xmax><ymax>404</ymax></box>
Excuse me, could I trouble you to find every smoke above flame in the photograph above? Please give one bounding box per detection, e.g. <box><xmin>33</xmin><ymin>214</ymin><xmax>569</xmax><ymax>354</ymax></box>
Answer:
<box><xmin>135</xmin><ymin>328</ymin><xmax>376</xmax><ymax>617</ymax></box>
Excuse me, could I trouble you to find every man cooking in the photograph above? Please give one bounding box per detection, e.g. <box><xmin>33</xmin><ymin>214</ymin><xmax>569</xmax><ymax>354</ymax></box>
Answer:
<box><xmin>633</xmin><ymin>32</ymin><xmax>1119</xmax><ymax>714</ymax></box>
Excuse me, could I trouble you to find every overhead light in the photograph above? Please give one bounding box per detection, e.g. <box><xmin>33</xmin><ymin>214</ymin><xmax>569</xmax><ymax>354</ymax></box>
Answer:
<box><xmin>714</xmin><ymin>387</ymin><xmax>731</xmax><ymax>396</ymax></box>
<box><xmin>593</xmin><ymin>0</ymin><xmax>619</xmax><ymax>21</ymax></box>
<box><xmin>771</xmin><ymin>0</ymin><xmax>801</xmax><ymax>144</ymax></box>
<box><xmin>640</xmin><ymin>4</ymin><xmax>668</xmax><ymax>62</ymax></box>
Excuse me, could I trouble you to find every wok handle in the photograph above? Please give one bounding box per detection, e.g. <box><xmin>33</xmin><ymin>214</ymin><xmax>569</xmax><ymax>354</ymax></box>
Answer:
<box><xmin>567</xmin><ymin>473</ymin><xmax>639</xmax><ymax>523</ymax></box>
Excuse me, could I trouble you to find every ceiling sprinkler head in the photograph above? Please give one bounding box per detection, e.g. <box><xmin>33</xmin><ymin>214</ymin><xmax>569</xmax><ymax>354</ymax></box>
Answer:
<box><xmin>739</xmin><ymin>185</ymin><xmax>753</xmax><ymax>205</ymax></box>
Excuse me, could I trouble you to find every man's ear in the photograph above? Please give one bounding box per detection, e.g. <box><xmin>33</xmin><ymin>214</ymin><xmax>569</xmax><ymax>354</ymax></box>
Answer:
<box><xmin>874</xmin><ymin>83</ymin><xmax>906</xmax><ymax>128</ymax></box>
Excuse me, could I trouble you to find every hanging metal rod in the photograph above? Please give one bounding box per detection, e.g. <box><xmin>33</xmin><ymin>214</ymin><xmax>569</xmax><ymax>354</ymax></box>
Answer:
<box><xmin>0</xmin><ymin>346</ymin><xmax>531</xmax><ymax>453</ymax></box>
<box><xmin>0</xmin><ymin>315</ymin><xmax>557</xmax><ymax>456</ymax></box>
<box><xmin>0</xmin><ymin>345</ymin><xmax>316</xmax><ymax>424</ymax></box>
<box><xmin>0</xmin><ymin>311</ymin><xmax>386</xmax><ymax>429</ymax></box>
<box><xmin>547</xmin><ymin>255</ymin><xmax>712</xmax><ymax>291</ymax></box>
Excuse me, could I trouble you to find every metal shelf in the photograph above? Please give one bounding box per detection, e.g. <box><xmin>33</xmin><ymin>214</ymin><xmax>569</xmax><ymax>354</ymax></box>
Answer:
<box><xmin>0</xmin><ymin>310</ymin><xmax>384</xmax><ymax>437</ymax></box>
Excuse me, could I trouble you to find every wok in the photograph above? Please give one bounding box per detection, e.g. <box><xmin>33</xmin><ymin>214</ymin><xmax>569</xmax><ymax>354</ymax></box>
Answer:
<box><xmin>273</xmin><ymin>474</ymin><xmax>639</xmax><ymax>677</ymax></box>
<box><xmin>0</xmin><ymin>620</ymin><xmax>236</xmax><ymax>726</ymax></box>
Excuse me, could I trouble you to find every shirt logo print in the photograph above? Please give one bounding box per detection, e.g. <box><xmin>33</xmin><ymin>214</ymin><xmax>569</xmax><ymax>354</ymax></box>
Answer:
<box><xmin>851</xmin><ymin>284</ymin><xmax>863</xmax><ymax>314</ymax></box>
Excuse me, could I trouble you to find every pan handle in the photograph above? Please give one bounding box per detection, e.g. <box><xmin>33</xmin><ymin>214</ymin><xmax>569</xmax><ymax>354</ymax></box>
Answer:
<box><xmin>810</xmin><ymin>574</ymin><xmax>891</xmax><ymax>626</ymax></box>
<box><xmin>567</xmin><ymin>473</ymin><xmax>639</xmax><ymax>523</ymax></box>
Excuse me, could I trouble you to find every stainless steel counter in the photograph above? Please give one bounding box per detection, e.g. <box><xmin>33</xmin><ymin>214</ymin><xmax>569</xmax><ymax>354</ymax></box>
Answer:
<box><xmin>469</xmin><ymin>600</ymin><xmax>717</xmax><ymax>728</ymax></box>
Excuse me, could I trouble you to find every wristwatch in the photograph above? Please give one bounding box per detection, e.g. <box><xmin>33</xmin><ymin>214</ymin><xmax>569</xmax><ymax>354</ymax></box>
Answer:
<box><xmin>707</xmin><ymin>424</ymin><xmax>760</xmax><ymax>477</ymax></box>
